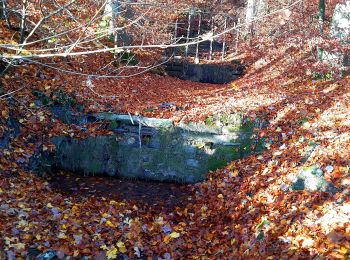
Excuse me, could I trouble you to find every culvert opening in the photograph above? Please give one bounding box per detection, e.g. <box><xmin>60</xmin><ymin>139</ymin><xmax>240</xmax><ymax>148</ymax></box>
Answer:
<box><xmin>33</xmin><ymin>112</ymin><xmax>267</xmax><ymax>185</ymax></box>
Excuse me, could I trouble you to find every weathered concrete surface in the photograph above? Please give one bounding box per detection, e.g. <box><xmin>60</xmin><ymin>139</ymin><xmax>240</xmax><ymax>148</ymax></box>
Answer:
<box><xmin>165</xmin><ymin>62</ymin><xmax>244</xmax><ymax>84</ymax></box>
<box><xmin>49</xmin><ymin>113</ymin><xmax>266</xmax><ymax>183</ymax></box>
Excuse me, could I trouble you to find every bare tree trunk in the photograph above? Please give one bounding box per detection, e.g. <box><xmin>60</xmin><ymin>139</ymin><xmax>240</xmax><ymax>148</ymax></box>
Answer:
<box><xmin>245</xmin><ymin>0</ymin><xmax>266</xmax><ymax>38</ymax></box>
<box><xmin>235</xmin><ymin>19</ymin><xmax>239</xmax><ymax>54</ymax></box>
<box><xmin>104</xmin><ymin>0</ymin><xmax>120</xmax><ymax>47</ymax></box>
<box><xmin>20</xmin><ymin>0</ymin><xmax>27</xmax><ymax>43</ymax></box>
<box><xmin>209</xmin><ymin>17</ymin><xmax>213</xmax><ymax>60</ymax></box>
<box><xmin>195</xmin><ymin>14</ymin><xmax>201</xmax><ymax>63</ymax></box>
<box><xmin>221</xmin><ymin>16</ymin><xmax>227</xmax><ymax>60</ymax></box>
<box><xmin>185</xmin><ymin>12</ymin><xmax>192</xmax><ymax>57</ymax></box>
<box><xmin>245</xmin><ymin>0</ymin><xmax>256</xmax><ymax>37</ymax></box>
<box><xmin>317</xmin><ymin>0</ymin><xmax>325</xmax><ymax>61</ymax></box>
<box><xmin>1</xmin><ymin>0</ymin><xmax>12</xmax><ymax>29</ymax></box>
<box><xmin>172</xmin><ymin>19</ymin><xmax>178</xmax><ymax>56</ymax></box>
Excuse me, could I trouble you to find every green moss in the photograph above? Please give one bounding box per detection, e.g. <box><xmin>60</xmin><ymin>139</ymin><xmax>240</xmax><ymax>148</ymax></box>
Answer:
<box><xmin>108</xmin><ymin>120</ymin><xmax>120</xmax><ymax>130</ymax></box>
<box><xmin>32</xmin><ymin>90</ymin><xmax>50</xmax><ymax>106</ymax></box>
<box><xmin>207</xmin><ymin>146</ymin><xmax>240</xmax><ymax>171</ymax></box>
<box><xmin>240</xmin><ymin>119</ymin><xmax>255</xmax><ymax>133</ymax></box>
<box><xmin>298</xmin><ymin>117</ymin><xmax>312</xmax><ymax>125</ymax></box>
<box><xmin>225</xmin><ymin>125</ymin><xmax>240</xmax><ymax>132</ymax></box>
<box><xmin>110</xmin><ymin>139</ymin><xmax>119</xmax><ymax>152</ymax></box>
<box><xmin>142</xmin><ymin>136</ymin><xmax>151</xmax><ymax>145</ymax></box>
<box><xmin>120</xmin><ymin>52</ymin><xmax>138</xmax><ymax>65</ymax></box>
<box><xmin>53</xmin><ymin>89</ymin><xmax>76</xmax><ymax>106</ymax></box>
<box><xmin>219</xmin><ymin>114</ymin><xmax>230</xmax><ymax>125</ymax></box>
<box><xmin>205</xmin><ymin>116</ymin><xmax>215</xmax><ymax>126</ymax></box>
<box><xmin>312</xmin><ymin>71</ymin><xmax>335</xmax><ymax>81</ymax></box>
<box><xmin>48</xmin><ymin>112</ymin><xmax>268</xmax><ymax>183</ymax></box>
<box><xmin>88</xmin><ymin>160</ymin><xmax>103</xmax><ymax>173</ymax></box>
<box><xmin>207</xmin><ymin>157</ymin><xmax>227</xmax><ymax>171</ymax></box>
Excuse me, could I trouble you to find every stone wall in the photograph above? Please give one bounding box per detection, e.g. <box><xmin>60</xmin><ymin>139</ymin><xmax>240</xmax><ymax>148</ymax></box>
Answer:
<box><xmin>47</xmin><ymin>113</ymin><xmax>266</xmax><ymax>183</ymax></box>
<box><xmin>164</xmin><ymin>62</ymin><xmax>244</xmax><ymax>84</ymax></box>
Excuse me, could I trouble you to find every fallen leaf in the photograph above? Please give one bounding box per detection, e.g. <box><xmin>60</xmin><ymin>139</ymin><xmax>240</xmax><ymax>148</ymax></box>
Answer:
<box><xmin>170</xmin><ymin>232</ymin><xmax>180</xmax><ymax>238</ymax></box>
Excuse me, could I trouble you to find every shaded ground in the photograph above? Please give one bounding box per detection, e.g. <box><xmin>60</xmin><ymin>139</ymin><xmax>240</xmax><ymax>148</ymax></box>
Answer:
<box><xmin>48</xmin><ymin>171</ymin><xmax>193</xmax><ymax>209</ymax></box>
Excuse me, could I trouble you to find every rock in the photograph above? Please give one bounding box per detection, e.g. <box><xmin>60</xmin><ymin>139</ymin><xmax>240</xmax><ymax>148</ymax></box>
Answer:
<box><xmin>253</xmin><ymin>58</ymin><xmax>268</xmax><ymax>70</ymax></box>
<box><xmin>325</xmin><ymin>165</ymin><xmax>334</xmax><ymax>173</ymax></box>
<box><xmin>325</xmin><ymin>1</ymin><xmax>350</xmax><ymax>68</ymax></box>
<box><xmin>27</xmin><ymin>247</ymin><xmax>41</xmax><ymax>259</ymax></box>
<box><xmin>11</xmin><ymin>228</ymin><xmax>19</xmax><ymax>236</ymax></box>
<box><xmin>6</xmin><ymin>251</ymin><xmax>15</xmax><ymax>260</ymax></box>
<box><xmin>291</xmin><ymin>165</ymin><xmax>336</xmax><ymax>193</ymax></box>
<box><xmin>280</xmin><ymin>182</ymin><xmax>288</xmax><ymax>192</ymax></box>
<box><xmin>6</xmin><ymin>208</ymin><xmax>17</xmax><ymax>216</ymax></box>
<box><xmin>73</xmin><ymin>234</ymin><xmax>83</xmax><ymax>245</ymax></box>
<box><xmin>36</xmin><ymin>250</ymin><xmax>57</xmax><ymax>260</ymax></box>
<box><xmin>331</xmin><ymin>1</ymin><xmax>350</xmax><ymax>42</ymax></box>
<box><xmin>0</xmin><ymin>204</ymin><xmax>9</xmax><ymax>210</ymax></box>
<box><xmin>51</xmin><ymin>207</ymin><xmax>61</xmax><ymax>218</ymax></box>
<box><xmin>159</xmin><ymin>102</ymin><xmax>177</xmax><ymax>109</ymax></box>
<box><xmin>161</xmin><ymin>225</ymin><xmax>172</xmax><ymax>234</ymax></box>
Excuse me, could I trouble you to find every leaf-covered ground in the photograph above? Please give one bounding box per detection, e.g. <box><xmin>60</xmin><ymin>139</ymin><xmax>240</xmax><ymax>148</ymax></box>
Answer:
<box><xmin>1</xmin><ymin>25</ymin><xmax>350</xmax><ymax>258</ymax></box>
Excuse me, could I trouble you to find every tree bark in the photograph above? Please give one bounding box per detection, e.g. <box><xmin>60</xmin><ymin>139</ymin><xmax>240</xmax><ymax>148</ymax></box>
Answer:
<box><xmin>317</xmin><ymin>0</ymin><xmax>325</xmax><ymax>61</ymax></box>
<box><xmin>1</xmin><ymin>0</ymin><xmax>12</xmax><ymax>29</ymax></box>
<box><xmin>245</xmin><ymin>0</ymin><xmax>256</xmax><ymax>36</ymax></box>
<box><xmin>104</xmin><ymin>0</ymin><xmax>120</xmax><ymax>44</ymax></box>
<box><xmin>20</xmin><ymin>0</ymin><xmax>27</xmax><ymax>43</ymax></box>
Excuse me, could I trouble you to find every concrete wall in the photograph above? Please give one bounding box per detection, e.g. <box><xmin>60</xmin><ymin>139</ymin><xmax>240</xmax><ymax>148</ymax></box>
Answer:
<box><xmin>48</xmin><ymin>113</ymin><xmax>266</xmax><ymax>183</ymax></box>
<box><xmin>165</xmin><ymin>62</ymin><xmax>244</xmax><ymax>84</ymax></box>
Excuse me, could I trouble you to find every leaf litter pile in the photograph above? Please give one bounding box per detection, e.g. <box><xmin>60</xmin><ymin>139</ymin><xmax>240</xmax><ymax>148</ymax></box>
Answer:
<box><xmin>1</xmin><ymin>48</ymin><xmax>350</xmax><ymax>258</ymax></box>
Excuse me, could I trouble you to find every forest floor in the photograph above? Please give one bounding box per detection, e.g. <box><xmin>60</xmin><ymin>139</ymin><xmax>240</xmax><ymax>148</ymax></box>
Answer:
<box><xmin>1</xmin><ymin>42</ymin><xmax>350</xmax><ymax>259</ymax></box>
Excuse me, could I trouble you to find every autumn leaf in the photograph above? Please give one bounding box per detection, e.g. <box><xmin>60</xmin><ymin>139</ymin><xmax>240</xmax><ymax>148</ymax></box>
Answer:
<box><xmin>163</xmin><ymin>235</ymin><xmax>171</xmax><ymax>244</ymax></box>
<box><xmin>117</xmin><ymin>241</ymin><xmax>127</xmax><ymax>253</ymax></box>
<box><xmin>1</xmin><ymin>110</ymin><xmax>9</xmax><ymax>119</ymax></box>
<box><xmin>106</xmin><ymin>246</ymin><xmax>118</xmax><ymax>259</ymax></box>
<box><xmin>105</xmin><ymin>220</ymin><xmax>115</xmax><ymax>228</ymax></box>
<box><xmin>230</xmin><ymin>169</ymin><xmax>239</xmax><ymax>178</ymax></box>
<box><xmin>170</xmin><ymin>232</ymin><xmax>180</xmax><ymax>238</ymax></box>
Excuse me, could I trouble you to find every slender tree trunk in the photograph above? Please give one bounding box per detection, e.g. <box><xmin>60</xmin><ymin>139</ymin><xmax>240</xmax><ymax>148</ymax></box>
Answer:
<box><xmin>195</xmin><ymin>14</ymin><xmax>201</xmax><ymax>63</ymax></box>
<box><xmin>317</xmin><ymin>0</ymin><xmax>325</xmax><ymax>61</ymax></box>
<box><xmin>172</xmin><ymin>19</ymin><xmax>178</xmax><ymax>56</ymax></box>
<box><xmin>245</xmin><ymin>0</ymin><xmax>255</xmax><ymax>37</ymax></box>
<box><xmin>1</xmin><ymin>0</ymin><xmax>11</xmax><ymax>29</ymax></box>
<box><xmin>104</xmin><ymin>0</ymin><xmax>120</xmax><ymax>45</ymax></box>
<box><xmin>185</xmin><ymin>12</ymin><xmax>192</xmax><ymax>57</ymax></box>
<box><xmin>20</xmin><ymin>0</ymin><xmax>27</xmax><ymax>43</ymax></box>
<box><xmin>221</xmin><ymin>16</ymin><xmax>227</xmax><ymax>60</ymax></box>
<box><xmin>235</xmin><ymin>19</ymin><xmax>240</xmax><ymax>54</ymax></box>
<box><xmin>209</xmin><ymin>17</ymin><xmax>213</xmax><ymax>60</ymax></box>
